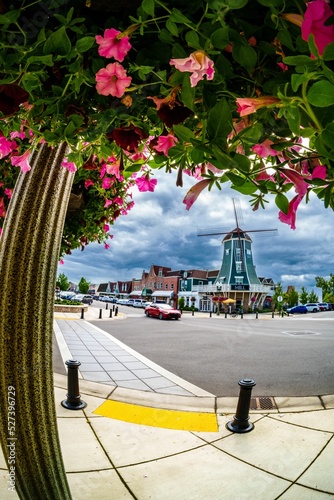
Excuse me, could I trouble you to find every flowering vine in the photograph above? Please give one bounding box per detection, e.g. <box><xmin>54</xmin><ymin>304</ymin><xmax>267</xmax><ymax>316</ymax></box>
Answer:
<box><xmin>0</xmin><ymin>0</ymin><xmax>334</xmax><ymax>251</ymax></box>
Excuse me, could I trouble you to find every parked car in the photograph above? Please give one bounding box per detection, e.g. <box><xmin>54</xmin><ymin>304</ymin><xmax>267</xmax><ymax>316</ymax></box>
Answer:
<box><xmin>71</xmin><ymin>294</ymin><xmax>93</xmax><ymax>304</ymax></box>
<box><xmin>145</xmin><ymin>303</ymin><xmax>181</xmax><ymax>320</ymax></box>
<box><xmin>133</xmin><ymin>299</ymin><xmax>146</xmax><ymax>308</ymax></box>
<box><xmin>286</xmin><ymin>305</ymin><xmax>307</xmax><ymax>314</ymax></box>
<box><xmin>117</xmin><ymin>299</ymin><xmax>129</xmax><ymax>305</ymax></box>
<box><xmin>126</xmin><ymin>299</ymin><xmax>135</xmax><ymax>306</ymax></box>
<box><xmin>304</xmin><ymin>303</ymin><xmax>320</xmax><ymax>312</ymax></box>
<box><xmin>318</xmin><ymin>303</ymin><xmax>329</xmax><ymax>311</ymax></box>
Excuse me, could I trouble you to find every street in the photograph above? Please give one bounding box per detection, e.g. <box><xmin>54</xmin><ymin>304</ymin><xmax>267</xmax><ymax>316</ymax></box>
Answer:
<box><xmin>90</xmin><ymin>303</ymin><xmax>334</xmax><ymax>397</ymax></box>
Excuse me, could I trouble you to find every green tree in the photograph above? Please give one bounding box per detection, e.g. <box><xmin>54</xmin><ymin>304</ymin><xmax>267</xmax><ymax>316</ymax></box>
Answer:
<box><xmin>286</xmin><ymin>287</ymin><xmax>299</xmax><ymax>307</ymax></box>
<box><xmin>178</xmin><ymin>296</ymin><xmax>185</xmax><ymax>311</ymax></box>
<box><xmin>323</xmin><ymin>292</ymin><xmax>334</xmax><ymax>305</ymax></box>
<box><xmin>78</xmin><ymin>277</ymin><xmax>90</xmax><ymax>294</ymax></box>
<box><xmin>308</xmin><ymin>290</ymin><xmax>319</xmax><ymax>303</ymax></box>
<box><xmin>315</xmin><ymin>274</ymin><xmax>334</xmax><ymax>297</ymax></box>
<box><xmin>272</xmin><ymin>283</ymin><xmax>286</xmax><ymax>311</ymax></box>
<box><xmin>56</xmin><ymin>273</ymin><xmax>69</xmax><ymax>291</ymax></box>
<box><xmin>299</xmin><ymin>287</ymin><xmax>309</xmax><ymax>304</ymax></box>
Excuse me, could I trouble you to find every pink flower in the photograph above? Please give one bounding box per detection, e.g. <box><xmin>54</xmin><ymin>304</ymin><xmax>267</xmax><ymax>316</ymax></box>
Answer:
<box><xmin>103</xmin><ymin>223</ymin><xmax>110</xmax><ymax>233</ymax></box>
<box><xmin>105</xmin><ymin>160</ymin><xmax>123</xmax><ymax>181</ymax></box>
<box><xmin>311</xmin><ymin>164</ymin><xmax>327</xmax><ymax>180</ymax></box>
<box><xmin>277</xmin><ymin>62</ymin><xmax>289</xmax><ymax>72</ymax></box>
<box><xmin>278</xmin><ymin>194</ymin><xmax>303</xmax><ymax>230</ymax></box>
<box><xmin>95</xmin><ymin>28</ymin><xmax>131</xmax><ymax>62</ymax></box>
<box><xmin>302</xmin><ymin>0</ymin><xmax>334</xmax><ymax>56</ymax></box>
<box><xmin>153</xmin><ymin>134</ymin><xmax>178</xmax><ymax>156</ymax></box>
<box><xmin>236</xmin><ymin>96</ymin><xmax>280</xmax><ymax>116</ymax></box>
<box><xmin>95</xmin><ymin>63</ymin><xmax>132</xmax><ymax>98</ymax></box>
<box><xmin>10</xmin><ymin>129</ymin><xmax>26</xmax><ymax>140</ymax></box>
<box><xmin>0</xmin><ymin>197</ymin><xmax>6</xmax><ymax>218</ymax></box>
<box><xmin>104</xmin><ymin>243</ymin><xmax>110</xmax><ymax>249</ymax></box>
<box><xmin>61</xmin><ymin>158</ymin><xmax>77</xmax><ymax>172</ymax></box>
<box><xmin>0</xmin><ymin>136</ymin><xmax>16</xmax><ymax>159</ymax></box>
<box><xmin>104</xmin><ymin>199</ymin><xmax>113</xmax><ymax>208</ymax></box>
<box><xmin>184</xmin><ymin>165</ymin><xmax>203</xmax><ymax>179</ymax></box>
<box><xmin>102</xmin><ymin>177</ymin><xmax>113</xmax><ymax>190</ymax></box>
<box><xmin>256</xmin><ymin>170</ymin><xmax>275</xmax><ymax>182</ymax></box>
<box><xmin>170</xmin><ymin>51</ymin><xmax>215</xmax><ymax>87</ymax></box>
<box><xmin>183</xmin><ymin>179</ymin><xmax>211</xmax><ymax>210</ymax></box>
<box><xmin>59</xmin><ymin>259</ymin><xmax>65</xmax><ymax>265</ymax></box>
<box><xmin>4</xmin><ymin>188</ymin><xmax>12</xmax><ymax>198</ymax></box>
<box><xmin>135</xmin><ymin>174</ymin><xmax>157</xmax><ymax>192</ymax></box>
<box><xmin>10</xmin><ymin>150</ymin><xmax>31</xmax><ymax>173</ymax></box>
<box><xmin>84</xmin><ymin>179</ymin><xmax>94</xmax><ymax>188</ymax></box>
<box><xmin>251</xmin><ymin>139</ymin><xmax>279</xmax><ymax>158</ymax></box>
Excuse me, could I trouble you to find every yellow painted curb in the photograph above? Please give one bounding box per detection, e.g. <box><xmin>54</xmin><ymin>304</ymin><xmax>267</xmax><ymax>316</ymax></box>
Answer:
<box><xmin>93</xmin><ymin>400</ymin><xmax>218</xmax><ymax>432</ymax></box>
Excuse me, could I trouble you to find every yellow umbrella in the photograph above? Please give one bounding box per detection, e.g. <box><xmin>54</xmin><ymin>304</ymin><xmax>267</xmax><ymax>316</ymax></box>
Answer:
<box><xmin>222</xmin><ymin>298</ymin><xmax>236</xmax><ymax>304</ymax></box>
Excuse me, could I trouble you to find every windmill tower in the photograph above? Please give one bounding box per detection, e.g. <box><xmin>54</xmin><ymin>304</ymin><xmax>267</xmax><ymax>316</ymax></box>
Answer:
<box><xmin>198</xmin><ymin>199</ymin><xmax>277</xmax><ymax>310</ymax></box>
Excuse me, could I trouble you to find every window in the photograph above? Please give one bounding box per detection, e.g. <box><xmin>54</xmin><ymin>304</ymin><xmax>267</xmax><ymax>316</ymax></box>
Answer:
<box><xmin>225</xmin><ymin>249</ymin><xmax>230</xmax><ymax>255</ymax></box>
<box><xmin>165</xmin><ymin>283</ymin><xmax>168</xmax><ymax>289</ymax></box>
<box><xmin>235</xmin><ymin>277</ymin><xmax>244</xmax><ymax>284</ymax></box>
<box><xmin>158</xmin><ymin>269</ymin><xmax>163</xmax><ymax>276</ymax></box>
<box><xmin>170</xmin><ymin>283</ymin><xmax>174</xmax><ymax>290</ymax></box>
<box><xmin>236</xmin><ymin>261</ymin><xmax>242</xmax><ymax>272</ymax></box>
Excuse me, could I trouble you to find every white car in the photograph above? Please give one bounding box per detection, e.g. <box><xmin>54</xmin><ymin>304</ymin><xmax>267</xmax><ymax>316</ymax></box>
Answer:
<box><xmin>133</xmin><ymin>299</ymin><xmax>146</xmax><ymax>308</ymax></box>
<box><xmin>304</xmin><ymin>303</ymin><xmax>320</xmax><ymax>312</ymax></box>
<box><xmin>117</xmin><ymin>299</ymin><xmax>129</xmax><ymax>305</ymax></box>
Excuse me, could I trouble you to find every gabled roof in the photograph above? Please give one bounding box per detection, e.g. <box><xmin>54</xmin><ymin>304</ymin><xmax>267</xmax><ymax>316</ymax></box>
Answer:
<box><xmin>223</xmin><ymin>227</ymin><xmax>252</xmax><ymax>242</ymax></box>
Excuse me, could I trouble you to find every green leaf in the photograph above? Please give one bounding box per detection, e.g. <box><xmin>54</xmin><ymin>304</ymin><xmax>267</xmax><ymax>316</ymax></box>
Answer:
<box><xmin>285</xmin><ymin>107</ymin><xmax>301</xmax><ymax>136</ymax></box>
<box><xmin>232</xmin><ymin>44</ymin><xmax>257</xmax><ymax>72</ymax></box>
<box><xmin>173</xmin><ymin>124</ymin><xmax>195</xmax><ymax>141</ymax></box>
<box><xmin>142</xmin><ymin>0</ymin><xmax>155</xmax><ymax>16</ymax></box>
<box><xmin>211</xmin><ymin>27</ymin><xmax>230</xmax><ymax>50</ymax></box>
<box><xmin>291</xmin><ymin>73</ymin><xmax>309</xmax><ymax>92</ymax></box>
<box><xmin>275</xmin><ymin>193</ymin><xmax>289</xmax><ymax>214</ymax></box>
<box><xmin>283</xmin><ymin>55</ymin><xmax>315</xmax><ymax>66</ymax></box>
<box><xmin>225</xmin><ymin>0</ymin><xmax>248</xmax><ymax>8</ymax></box>
<box><xmin>180</xmin><ymin>73</ymin><xmax>196</xmax><ymax>110</ymax></box>
<box><xmin>207</xmin><ymin>98</ymin><xmax>232</xmax><ymax>143</ymax></box>
<box><xmin>0</xmin><ymin>10</ymin><xmax>20</xmax><ymax>25</ymax></box>
<box><xmin>166</xmin><ymin>19</ymin><xmax>178</xmax><ymax>37</ymax></box>
<box><xmin>321</xmin><ymin>122</ymin><xmax>334</xmax><ymax>149</ymax></box>
<box><xmin>190</xmin><ymin>148</ymin><xmax>204</xmax><ymax>164</ymax></box>
<box><xmin>27</xmin><ymin>54</ymin><xmax>54</xmax><ymax>67</ymax></box>
<box><xmin>307</xmin><ymin>81</ymin><xmax>334</xmax><ymax>107</ymax></box>
<box><xmin>185</xmin><ymin>31</ymin><xmax>201</xmax><ymax>49</ymax></box>
<box><xmin>225</xmin><ymin>172</ymin><xmax>246</xmax><ymax>186</ymax></box>
<box><xmin>76</xmin><ymin>36</ymin><xmax>95</xmax><ymax>53</ymax></box>
<box><xmin>231</xmin><ymin>153</ymin><xmax>250</xmax><ymax>173</ymax></box>
<box><xmin>323</xmin><ymin>42</ymin><xmax>334</xmax><ymax>61</ymax></box>
<box><xmin>232</xmin><ymin>183</ymin><xmax>258</xmax><ymax>195</ymax></box>
<box><xmin>43</xmin><ymin>26</ymin><xmax>71</xmax><ymax>56</ymax></box>
<box><xmin>314</xmin><ymin>135</ymin><xmax>334</xmax><ymax>160</ymax></box>
<box><xmin>170</xmin><ymin>8</ymin><xmax>192</xmax><ymax>24</ymax></box>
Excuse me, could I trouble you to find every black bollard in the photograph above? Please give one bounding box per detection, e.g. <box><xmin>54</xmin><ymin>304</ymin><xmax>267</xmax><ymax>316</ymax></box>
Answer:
<box><xmin>109</xmin><ymin>309</ymin><xmax>113</xmax><ymax>318</ymax></box>
<box><xmin>106</xmin><ymin>303</ymin><xmax>108</xmax><ymax>310</ymax></box>
<box><xmin>226</xmin><ymin>378</ymin><xmax>256</xmax><ymax>433</ymax></box>
<box><xmin>272</xmin><ymin>311</ymin><xmax>274</xmax><ymax>318</ymax></box>
<box><xmin>99</xmin><ymin>308</ymin><xmax>102</xmax><ymax>319</ymax></box>
<box><xmin>81</xmin><ymin>308</ymin><xmax>84</xmax><ymax>319</ymax></box>
<box><xmin>115</xmin><ymin>306</ymin><xmax>118</xmax><ymax>316</ymax></box>
<box><xmin>209</xmin><ymin>311</ymin><xmax>212</xmax><ymax>317</ymax></box>
<box><xmin>192</xmin><ymin>307</ymin><xmax>194</xmax><ymax>316</ymax></box>
<box><xmin>255</xmin><ymin>311</ymin><xmax>258</xmax><ymax>319</ymax></box>
<box><xmin>113</xmin><ymin>304</ymin><xmax>115</xmax><ymax>311</ymax></box>
<box><xmin>225</xmin><ymin>312</ymin><xmax>227</xmax><ymax>318</ymax></box>
<box><xmin>61</xmin><ymin>360</ymin><xmax>87</xmax><ymax>410</ymax></box>
<box><xmin>240</xmin><ymin>311</ymin><xmax>243</xmax><ymax>319</ymax></box>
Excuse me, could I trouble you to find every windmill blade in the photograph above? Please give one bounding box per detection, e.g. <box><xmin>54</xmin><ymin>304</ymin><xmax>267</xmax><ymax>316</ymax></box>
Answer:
<box><xmin>232</xmin><ymin>198</ymin><xmax>244</xmax><ymax>228</ymax></box>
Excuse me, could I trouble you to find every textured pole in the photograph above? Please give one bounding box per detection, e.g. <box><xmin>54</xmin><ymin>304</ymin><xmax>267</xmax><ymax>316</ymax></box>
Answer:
<box><xmin>0</xmin><ymin>144</ymin><xmax>74</xmax><ymax>499</ymax></box>
<box><xmin>226</xmin><ymin>378</ymin><xmax>256</xmax><ymax>433</ymax></box>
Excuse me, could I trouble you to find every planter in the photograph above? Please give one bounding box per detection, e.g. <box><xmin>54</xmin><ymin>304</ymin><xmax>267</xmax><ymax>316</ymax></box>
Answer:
<box><xmin>54</xmin><ymin>304</ymin><xmax>88</xmax><ymax>313</ymax></box>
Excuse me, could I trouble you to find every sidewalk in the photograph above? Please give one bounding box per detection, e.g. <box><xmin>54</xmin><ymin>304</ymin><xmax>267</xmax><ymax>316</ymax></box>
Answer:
<box><xmin>1</xmin><ymin>310</ymin><xmax>334</xmax><ymax>499</ymax></box>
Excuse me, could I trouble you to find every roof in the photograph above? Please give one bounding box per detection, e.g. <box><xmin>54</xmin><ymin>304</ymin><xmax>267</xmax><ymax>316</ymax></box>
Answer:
<box><xmin>223</xmin><ymin>227</ymin><xmax>252</xmax><ymax>242</ymax></box>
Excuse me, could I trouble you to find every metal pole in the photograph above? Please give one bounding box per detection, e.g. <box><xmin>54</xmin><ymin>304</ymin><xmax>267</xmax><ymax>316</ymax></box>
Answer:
<box><xmin>115</xmin><ymin>306</ymin><xmax>118</xmax><ymax>316</ymax></box>
<box><xmin>105</xmin><ymin>303</ymin><xmax>108</xmax><ymax>310</ymax></box>
<box><xmin>99</xmin><ymin>308</ymin><xmax>102</xmax><ymax>319</ymax></box>
<box><xmin>61</xmin><ymin>360</ymin><xmax>87</xmax><ymax>410</ymax></box>
<box><xmin>109</xmin><ymin>309</ymin><xmax>112</xmax><ymax>318</ymax></box>
<box><xmin>80</xmin><ymin>307</ymin><xmax>84</xmax><ymax>319</ymax></box>
<box><xmin>226</xmin><ymin>378</ymin><xmax>256</xmax><ymax>433</ymax></box>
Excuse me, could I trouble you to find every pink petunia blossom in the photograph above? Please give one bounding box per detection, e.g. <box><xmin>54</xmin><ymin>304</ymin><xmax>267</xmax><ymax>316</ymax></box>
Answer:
<box><xmin>104</xmin><ymin>199</ymin><xmax>113</xmax><ymax>208</ymax></box>
<box><xmin>236</xmin><ymin>96</ymin><xmax>280</xmax><ymax>116</ymax></box>
<box><xmin>251</xmin><ymin>139</ymin><xmax>279</xmax><ymax>158</ymax></box>
<box><xmin>11</xmin><ymin>149</ymin><xmax>31</xmax><ymax>173</ymax></box>
<box><xmin>59</xmin><ymin>258</ymin><xmax>65</xmax><ymax>265</ymax></box>
<box><xmin>170</xmin><ymin>51</ymin><xmax>215</xmax><ymax>87</ymax></box>
<box><xmin>95</xmin><ymin>28</ymin><xmax>131</xmax><ymax>62</ymax></box>
<box><xmin>10</xmin><ymin>129</ymin><xmax>26</xmax><ymax>140</ymax></box>
<box><xmin>105</xmin><ymin>160</ymin><xmax>123</xmax><ymax>181</ymax></box>
<box><xmin>278</xmin><ymin>194</ymin><xmax>303</xmax><ymax>230</ymax></box>
<box><xmin>103</xmin><ymin>223</ymin><xmax>110</xmax><ymax>233</ymax></box>
<box><xmin>101</xmin><ymin>177</ymin><xmax>113</xmax><ymax>190</ymax></box>
<box><xmin>0</xmin><ymin>136</ymin><xmax>17</xmax><ymax>159</ymax></box>
<box><xmin>135</xmin><ymin>174</ymin><xmax>157</xmax><ymax>192</ymax></box>
<box><xmin>256</xmin><ymin>170</ymin><xmax>276</xmax><ymax>182</ymax></box>
<box><xmin>84</xmin><ymin>179</ymin><xmax>94</xmax><ymax>189</ymax></box>
<box><xmin>302</xmin><ymin>0</ymin><xmax>334</xmax><ymax>56</ymax></box>
<box><xmin>4</xmin><ymin>188</ymin><xmax>12</xmax><ymax>198</ymax></box>
<box><xmin>183</xmin><ymin>179</ymin><xmax>211</xmax><ymax>210</ymax></box>
<box><xmin>153</xmin><ymin>134</ymin><xmax>178</xmax><ymax>156</ymax></box>
<box><xmin>104</xmin><ymin>243</ymin><xmax>110</xmax><ymax>249</ymax></box>
<box><xmin>95</xmin><ymin>62</ymin><xmax>132</xmax><ymax>98</ymax></box>
<box><xmin>61</xmin><ymin>158</ymin><xmax>77</xmax><ymax>173</ymax></box>
<box><xmin>0</xmin><ymin>197</ymin><xmax>6</xmax><ymax>218</ymax></box>
<box><xmin>184</xmin><ymin>165</ymin><xmax>203</xmax><ymax>179</ymax></box>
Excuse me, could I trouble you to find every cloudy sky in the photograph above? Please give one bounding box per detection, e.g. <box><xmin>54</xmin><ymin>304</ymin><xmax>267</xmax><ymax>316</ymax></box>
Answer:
<box><xmin>59</xmin><ymin>168</ymin><xmax>334</xmax><ymax>293</ymax></box>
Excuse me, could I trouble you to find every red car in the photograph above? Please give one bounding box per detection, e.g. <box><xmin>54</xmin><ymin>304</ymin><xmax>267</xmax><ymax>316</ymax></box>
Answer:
<box><xmin>145</xmin><ymin>303</ymin><xmax>181</xmax><ymax>320</ymax></box>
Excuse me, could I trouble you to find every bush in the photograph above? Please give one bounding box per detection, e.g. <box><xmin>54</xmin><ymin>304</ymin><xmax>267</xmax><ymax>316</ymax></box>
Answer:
<box><xmin>54</xmin><ymin>299</ymin><xmax>82</xmax><ymax>306</ymax></box>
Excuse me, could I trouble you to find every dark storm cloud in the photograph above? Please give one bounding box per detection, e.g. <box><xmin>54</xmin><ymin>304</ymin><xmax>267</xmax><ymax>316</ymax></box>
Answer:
<box><xmin>59</xmin><ymin>170</ymin><xmax>334</xmax><ymax>291</ymax></box>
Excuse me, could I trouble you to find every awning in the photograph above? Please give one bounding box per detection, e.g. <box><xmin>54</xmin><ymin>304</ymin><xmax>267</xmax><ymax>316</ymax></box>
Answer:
<box><xmin>142</xmin><ymin>288</ymin><xmax>152</xmax><ymax>296</ymax></box>
<box><xmin>129</xmin><ymin>290</ymin><xmax>142</xmax><ymax>297</ymax></box>
<box><xmin>152</xmin><ymin>291</ymin><xmax>172</xmax><ymax>297</ymax></box>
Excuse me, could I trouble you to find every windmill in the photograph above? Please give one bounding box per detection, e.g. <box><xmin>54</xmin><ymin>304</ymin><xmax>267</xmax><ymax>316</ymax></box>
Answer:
<box><xmin>197</xmin><ymin>198</ymin><xmax>277</xmax><ymax>310</ymax></box>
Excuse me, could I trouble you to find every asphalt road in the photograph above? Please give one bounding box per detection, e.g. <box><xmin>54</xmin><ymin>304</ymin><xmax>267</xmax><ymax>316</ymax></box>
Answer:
<box><xmin>90</xmin><ymin>304</ymin><xmax>334</xmax><ymax>398</ymax></box>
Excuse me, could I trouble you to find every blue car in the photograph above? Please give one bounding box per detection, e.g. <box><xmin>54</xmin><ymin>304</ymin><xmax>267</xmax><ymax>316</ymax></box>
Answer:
<box><xmin>287</xmin><ymin>305</ymin><xmax>307</xmax><ymax>314</ymax></box>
